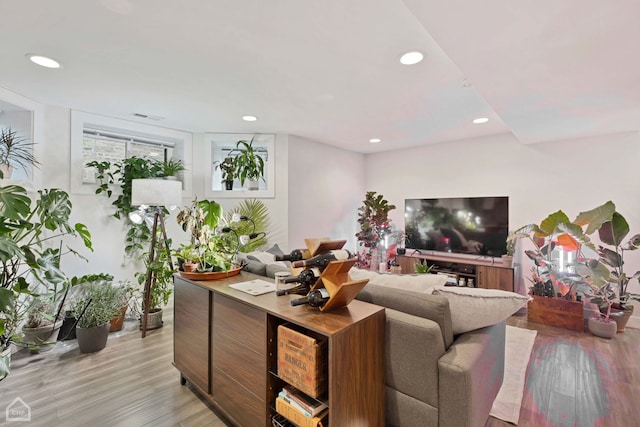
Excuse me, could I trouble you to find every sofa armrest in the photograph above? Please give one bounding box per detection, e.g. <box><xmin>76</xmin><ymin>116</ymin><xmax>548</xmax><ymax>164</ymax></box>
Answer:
<box><xmin>437</xmin><ymin>321</ymin><xmax>506</xmax><ymax>427</ymax></box>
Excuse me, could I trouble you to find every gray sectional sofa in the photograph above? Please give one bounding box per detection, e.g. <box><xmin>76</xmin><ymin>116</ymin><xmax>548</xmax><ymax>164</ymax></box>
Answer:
<box><xmin>356</xmin><ymin>284</ymin><xmax>505</xmax><ymax>427</ymax></box>
<box><xmin>242</xmin><ymin>257</ymin><xmax>506</xmax><ymax>427</ymax></box>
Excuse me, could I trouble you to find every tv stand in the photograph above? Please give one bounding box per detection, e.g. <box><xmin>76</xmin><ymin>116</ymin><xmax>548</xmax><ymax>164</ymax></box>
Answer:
<box><xmin>396</xmin><ymin>252</ymin><xmax>516</xmax><ymax>291</ymax></box>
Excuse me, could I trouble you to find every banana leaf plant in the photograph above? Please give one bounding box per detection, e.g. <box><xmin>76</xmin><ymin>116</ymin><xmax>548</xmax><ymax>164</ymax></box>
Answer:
<box><xmin>510</xmin><ymin>201</ymin><xmax>640</xmax><ymax>317</ymax></box>
<box><xmin>0</xmin><ymin>184</ymin><xmax>93</xmax><ymax>378</ymax></box>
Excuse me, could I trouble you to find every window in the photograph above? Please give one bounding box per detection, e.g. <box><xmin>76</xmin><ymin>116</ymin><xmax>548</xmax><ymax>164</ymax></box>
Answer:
<box><xmin>81</xmin><ymin>128</ymin><xmax>174</xmax><ymax>184</ymax></box>
<box><xmin>204</xmin><ymin>133</ymin><xmax>275</xmax><ymax>198</ymax></box>
<box><xmin>71</xmin><ymin>111</ymin><xmax>192</xmax><ymax>195</ymax></box>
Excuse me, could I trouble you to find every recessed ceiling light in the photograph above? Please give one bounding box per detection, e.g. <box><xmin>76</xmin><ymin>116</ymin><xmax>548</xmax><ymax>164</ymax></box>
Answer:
<box><xmin>242</xmin><ymin>115</ymin><xmax>258</xmax><ymax>122</ymax></box>
<box><xmin>473</xmin><ymin>117</ymin><xmax>489</xmax><ymax>124</ymax></box>
<box><xmin>369</xmin><ymin>138</ymin><xmax>381</xmax><ymax>143</ymax></box>
<box><xmin>400</xmin><ymin>51</ymin><xmax>424</xmax><ymax>65</ymax></box>
<box><xmin>26</xmin><ymin>54</ymin><xmax>61</xmax><ymax>69</ymax></box>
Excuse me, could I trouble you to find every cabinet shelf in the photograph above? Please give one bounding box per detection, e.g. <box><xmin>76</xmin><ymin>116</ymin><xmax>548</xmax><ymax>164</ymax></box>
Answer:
<box><xmin>174</xmin><ymin>272</ymin><xmax>385</xmax><ymax>426</ymax></box>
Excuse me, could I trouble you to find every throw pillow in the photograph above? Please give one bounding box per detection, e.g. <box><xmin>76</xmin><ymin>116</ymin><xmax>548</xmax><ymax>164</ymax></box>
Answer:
<box><xmin>431</xmin><ymin>285</ymin><xmax>531</xmax><ymax>334</ymax></box>
<box><xmin>350</xmin><ymin>268</ymin><xmax>449</xmax><ymax>293</ymax></box>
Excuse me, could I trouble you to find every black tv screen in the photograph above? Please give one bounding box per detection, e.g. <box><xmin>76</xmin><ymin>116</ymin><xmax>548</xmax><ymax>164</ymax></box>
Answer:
<box><xmin>405</xmin><ymin>197</ymin><xmax>509</xmax><ymax>257</ymax></box>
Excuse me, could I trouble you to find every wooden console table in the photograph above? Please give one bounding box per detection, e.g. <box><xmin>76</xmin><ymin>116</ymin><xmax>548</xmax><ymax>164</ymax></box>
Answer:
<box><xmin>173</xmin><ymin>272</ymin><xmax>385</xmax><ymax>427</ymax></box>
<box><xmin>396</xmin><ymin>252</ymin><xmax>517</xmax><ymax>292</ymax></box>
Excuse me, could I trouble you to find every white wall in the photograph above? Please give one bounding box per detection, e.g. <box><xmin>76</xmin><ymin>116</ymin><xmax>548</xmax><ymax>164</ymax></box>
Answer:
<box><xmin>365</xmin><ymin>131</ymin><xmax>640</xmax><ymax>326</ymax></box>
<box><xmin>287</xmin><ymin>135</ymin><xmax>366</xmax><ymax>254</ymax></box>
<box><xmin>19</xmin><ymin>105</ymin><xmax>294</xmax><ymax>286</ymax></box>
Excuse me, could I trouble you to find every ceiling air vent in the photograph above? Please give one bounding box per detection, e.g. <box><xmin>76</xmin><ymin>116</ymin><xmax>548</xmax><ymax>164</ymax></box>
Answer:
<box><xmin>131</xmin><ymin>112</ymin><xmax>164</xmax><ymax>121</ymax></box>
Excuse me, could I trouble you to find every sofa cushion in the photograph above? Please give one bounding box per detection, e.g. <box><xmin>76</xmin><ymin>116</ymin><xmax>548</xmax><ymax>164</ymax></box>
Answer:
<box><xmin>357</xmin><ymin>284</ymin><xmax>454</xmax><ymax>349</ymax></box>
<box><xmin>350</xmin><ymin>268</ymin><xmax>449</xmax><ymax>293</ymax></box>
<box><xmin>431</xmin><ymin>285</ymin><xmax>530</xmax><ymax>335</ymax></box>
<box><xmin>242</xmin><ymin>259</ymin><xmax>267</xmax><ymax>276</ymax></box>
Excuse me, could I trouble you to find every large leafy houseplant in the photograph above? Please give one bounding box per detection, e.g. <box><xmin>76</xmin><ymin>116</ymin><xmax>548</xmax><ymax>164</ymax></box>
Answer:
<box><xmin>231</xmin><ymin>138</ymin><xmax>265</xmax><ymax>188</ymax></box>
<box><xmin>0</xmin><ymin>184</ymin><xmax>92</xmax><ymax>378</ymax></box>
<box><xmin>355</xmin><ymin>191</ymin><xmax>396</xmax><ymax>268</ymax></box>
<box><xmin>176</xmin><ymin>198</ymin><xmax>237</xmax><ymax>272</ymax></box>
<box><xmin>510</xmin><ymin>201</ymin><xmax>640</xmax><ymax>322</ymax></box>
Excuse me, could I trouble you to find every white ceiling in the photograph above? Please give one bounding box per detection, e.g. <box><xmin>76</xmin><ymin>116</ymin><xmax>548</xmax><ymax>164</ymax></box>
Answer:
<box><xmin>0</xmin><ymin>0</ymin><xmax>638</xmax><ymax>153</ymax></box>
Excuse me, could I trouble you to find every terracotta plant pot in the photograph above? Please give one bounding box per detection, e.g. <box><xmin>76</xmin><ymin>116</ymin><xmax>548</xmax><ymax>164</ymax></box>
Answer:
<box><xmin>109</xmin><ymin>304</ymin><xmax>129</xmax><ymax>332</ymax></box>
<box><xmin>588</xmin><ymin>317</ymin><xmax>617</xmax><ymax>339</ymax></box>
<box><xmin>183</xmin><ymin>262</ymin><xmax>199</xmax><ymax>273</ymax></box>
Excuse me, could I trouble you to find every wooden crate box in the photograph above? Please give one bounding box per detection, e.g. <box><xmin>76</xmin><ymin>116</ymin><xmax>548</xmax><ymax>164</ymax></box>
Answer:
<box><xmin>277</xmin><ymin>324</ymin><xmax>327</xmax><ymax>397</ymax></box>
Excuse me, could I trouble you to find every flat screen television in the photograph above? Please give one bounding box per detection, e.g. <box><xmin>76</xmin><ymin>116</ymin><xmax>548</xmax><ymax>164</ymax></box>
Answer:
<box><xmin>404</xmin><ymin>196</ymin><xmax>509</xmax><ymax>257</ymax></box>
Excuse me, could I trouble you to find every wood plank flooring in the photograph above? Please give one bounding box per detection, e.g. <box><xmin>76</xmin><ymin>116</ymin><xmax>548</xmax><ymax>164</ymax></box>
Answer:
<box><xmin>2</xmin><ymin>305</ymin><xmax>639</xmax><ymax>426</ymax></box>
<box><xmin>486</xmin><ymin>315</ymin><xmax>640</xmax><ymax>427</ymax></box>
<box><xmin>0</xmin><ymin>307</ymin><xmax>231</xmax><ymax>427</ymax></box>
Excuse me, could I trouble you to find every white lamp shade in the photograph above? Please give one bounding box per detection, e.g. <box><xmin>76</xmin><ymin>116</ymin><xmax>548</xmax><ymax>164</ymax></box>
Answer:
<box><xmin>131</xmin><ymin>179</ymin><xmax>182</xmax><ymax>207</ymax></box>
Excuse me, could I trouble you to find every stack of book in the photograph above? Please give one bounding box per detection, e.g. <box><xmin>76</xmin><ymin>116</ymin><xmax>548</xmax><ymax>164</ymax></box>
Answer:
<box><xmin>276</xmin><ymin>385</ymin><xmax>328</xmax><ymax>427</ymax></box>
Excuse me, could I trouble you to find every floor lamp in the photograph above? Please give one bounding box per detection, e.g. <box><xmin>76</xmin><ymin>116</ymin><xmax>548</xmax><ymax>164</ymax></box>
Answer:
<box><xmin>131</xmin><ymin>178</ymin><xmax>182</xmax><ymax>338</ymax></box>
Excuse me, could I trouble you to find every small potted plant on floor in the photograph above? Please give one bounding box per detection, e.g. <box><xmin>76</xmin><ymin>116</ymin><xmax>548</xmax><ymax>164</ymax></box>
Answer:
<box><xmin>136</xmin><ymin>233</ymin><xmax>175</xmax><ymax>330</ymax></box>
<box><xmin>72</xmin><ymin>277</ymin><xmax>123</xmax><ymax>353</ymax></box>
<box><xmin>19</xmin><ymin>298</ymin><xmax>64</xmax><ymax>353</ymax></box>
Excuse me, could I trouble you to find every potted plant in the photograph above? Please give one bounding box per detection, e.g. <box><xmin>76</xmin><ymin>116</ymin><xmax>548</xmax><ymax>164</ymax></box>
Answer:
<box><xmin>174</xmin><ymin>244</ymin><xmax>199</xmax><ymax>272</ymax></box>
<box><xmin>355</xmin><ymin>191</ymin><xmax>396</xmax><ymax>269</ymax></box>
<box><xmin>72</xmin><ymin>277</ymin><xmax>124</xmax><ymax>353</ymax></box>
<box><xmin>231</xmin><ymin>138</ymin><xmax>265</xmax><ymax>190</ymax></box>
<box><xmin>19</xmin><ymin>298</ymin><xmax>64</xmax><ymax>353</ymax></box>
<box><xmin>512</xmin><ymin>200</ymin><xmax>640</xmax><ymax>333</ymax></box>
<box><xmin>135</xmin><ymin>230</ymin><xmax>176</xmax><ymax>330</ymax></box>
<box><xmin>160</xmin><ymin>158</ymin><xmax>185</xmax><ymax>180</ymax></box>
<box><xmin>110</xmin><ymin>279</ymin><xmax>134</xmax><ymax>332</ymax></box>
<box><xmin>414</xmin><ymin>261</ymin><xmax>434</xmax><ymax>274</ymax></box>
<box><xmin>589</xmin><ymin>203</ymin><xmax>640</xmax><ymax>332</ymax></box>
<box><xmin>214</xmin><ymin>156</ymin><xmax>236</xmax><ymax>190</ymax></box>
<box><xmin>502</xmin><ymin>232</ymin><xmax>516</xmax><ymax>267</ymax></box>
<box><xmin>0</xmin><ymin>127</ymin><xmax>40</xmax><ymax>179</ymax></box>
<box><xmin>0</xmin><ymin>184</ymin><xmax>93</xmax><ymax>377</ymax></box>
<box><xmin>176</xmin><ymin>198</ymin><xmax>246</xmax><ymax>274</ymax></box>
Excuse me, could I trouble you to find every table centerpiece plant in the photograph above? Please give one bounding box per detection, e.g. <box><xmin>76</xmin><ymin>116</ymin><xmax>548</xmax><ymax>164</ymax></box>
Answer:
<box><xmin>176</xmin><ymin>198</ymin><xmax>239</xmax><ymax>273</ymax></box>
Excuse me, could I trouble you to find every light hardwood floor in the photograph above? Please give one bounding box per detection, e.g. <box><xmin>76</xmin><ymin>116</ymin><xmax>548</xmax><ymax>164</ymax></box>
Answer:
<box><xmin>1</xmin><ymin>306</ymin><xmax>639</xmax><ymax>426</ymax></box>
